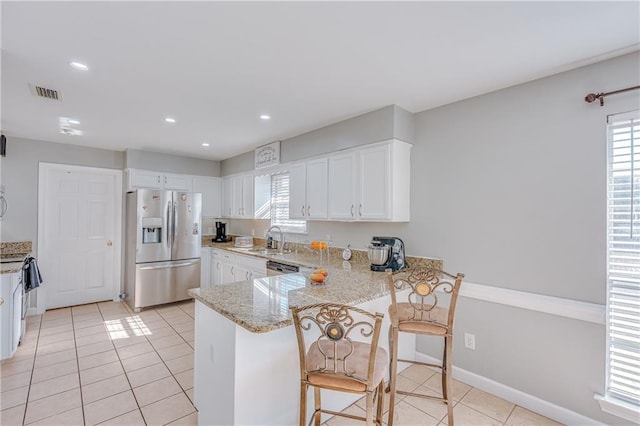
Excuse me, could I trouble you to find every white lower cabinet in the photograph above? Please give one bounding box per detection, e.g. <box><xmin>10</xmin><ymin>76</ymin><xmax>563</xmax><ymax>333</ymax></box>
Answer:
<box><xmin>234</xmin><ymin>254</ymin><xmax>267</xmax><ymax>281</ymax></box>
<box><xmin>1</xmin><ymin>271</ymin><xmax>22</xmax><ymax>360</ymax></box>
<box><xmin>200</xmin><ymin>247</ymin><xmax>211</xmax><ymax>289</ymax></box>
<box><xmin>210</xmin><ymin>249</ymin><xmax>267</xmax><ymax>285</ymax></box>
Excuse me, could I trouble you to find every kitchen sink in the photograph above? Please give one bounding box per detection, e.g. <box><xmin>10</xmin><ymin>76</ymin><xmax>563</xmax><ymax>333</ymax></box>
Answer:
<box><xmin>246</xmin><ymin>248</ymin><xmax>291</xmax><ymax>256</ymax></box>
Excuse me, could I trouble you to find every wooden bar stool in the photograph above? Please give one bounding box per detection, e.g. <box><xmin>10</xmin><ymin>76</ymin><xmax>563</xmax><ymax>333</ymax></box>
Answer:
<box><xmin>385</xmin><ymin>267</ymin><xmax>465</xmax><ymax>426</ymax></box>
<box><xmin>290</xmin><ymin>303</ymin><xmax>388</xmax><ymax>426</ymax></box>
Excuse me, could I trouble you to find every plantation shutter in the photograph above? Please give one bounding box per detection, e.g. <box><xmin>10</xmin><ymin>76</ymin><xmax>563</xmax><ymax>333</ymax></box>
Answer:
<box><xmin>271</xmin><ymin>172</ymin><xmax>307</xmax><ymax>233</ymax></box>
<box><xmin>606</xmin><ymin>110</ymin><xmax>640</xmax><ymax>405</ymax></box>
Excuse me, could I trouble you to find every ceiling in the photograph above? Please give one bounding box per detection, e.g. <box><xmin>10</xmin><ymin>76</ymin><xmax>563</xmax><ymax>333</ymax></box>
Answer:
<box><xmin>2</xmin><ymin>1</ymin><xmax>639</xmax><ymax>162</ymax></box>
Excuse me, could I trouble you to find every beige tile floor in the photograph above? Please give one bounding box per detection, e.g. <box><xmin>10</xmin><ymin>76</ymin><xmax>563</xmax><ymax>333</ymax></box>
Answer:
<box><xmin>0</xmin><ymin>300</ymin><xmax>562</xmax><ymax>426</ymax></box>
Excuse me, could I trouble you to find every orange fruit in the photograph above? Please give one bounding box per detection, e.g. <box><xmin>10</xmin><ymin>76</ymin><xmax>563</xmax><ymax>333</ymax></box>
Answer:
<box><xmin>310</xmin><ymin>241</ymin><xmax>319</xmax><ymax>250</ymax></box>
<box><xmin>314</xmin><ymin>268</ymin><xmax>329</xmax><ymax>277</ymax></box>
<box><xmin>310</xmin><ymin>273</ymin><xmax>325</xmax><ymax>283</ymax></box>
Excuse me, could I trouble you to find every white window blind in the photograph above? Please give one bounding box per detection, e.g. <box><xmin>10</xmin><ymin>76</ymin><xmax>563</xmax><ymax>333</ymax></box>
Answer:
<box><xmin>606</xmin><ymin>111</ymin><xmax>640</xmax><ymax>407</ymax></box>
<box><xmin>270</xmin><ymin>172</ymin><xmax>307</xmax><ymax>234</ymax></box>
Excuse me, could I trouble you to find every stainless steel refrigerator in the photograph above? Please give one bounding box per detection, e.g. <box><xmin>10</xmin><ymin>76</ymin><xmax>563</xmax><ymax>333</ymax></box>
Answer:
<box><xmin>124</xmin><ymin>189</ymin><xmax>201</xmax><ymax>311</ymax></box>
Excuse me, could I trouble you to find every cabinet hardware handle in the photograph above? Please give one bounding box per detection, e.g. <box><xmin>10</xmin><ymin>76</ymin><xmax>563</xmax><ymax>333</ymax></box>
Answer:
<box><xmin>359</xmin><ymin>204</ymin><xmax>362</xmax><ymax>216</ymax></box>
<box><xmin>0</xmin><ymin>297</ymin><xmax>4</xmax><ymax>306</ymax></box>
<box><xmin>307</xmin><ymin>205</ymin><xmax>311</xmax><ymax>216</ymax></box>
<box><xmin>231</xmin><ymin>266</ymin><xmax>234</xmax><ymax>275</ymax></box>
<box><xmin>301</xmin><ymin>205</ymin><xmax>305</xmax><ymax>216</ymax></box>
<box><xmin>157</xmin><ymin>176</ymin><xmax>161</xmax><ymax>183</ymax></box>
<box><xmin>164</xmin><ymin>176</ymin><xmax>167</xmax><ymax>184</ymax></box>
<box><xmin>350</xmin><ymin>204</ymin><xmax>354</xmax><ymax>217</ymax></box>
<box><xmin>106</xmin><ymin>240</ymin><xmax>112</xmax><ymax>247</ymax></box>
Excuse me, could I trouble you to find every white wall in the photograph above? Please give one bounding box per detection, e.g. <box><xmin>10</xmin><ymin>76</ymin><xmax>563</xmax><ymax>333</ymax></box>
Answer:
<box><xmin>223</xmin><ymin>52</ymin><xmax>640</xmax><ymax>424</ymax></box>
<box><xmin>0</xmin><ymin>137</ymin><xmax>124</xmax><ymax>244</ymax></box>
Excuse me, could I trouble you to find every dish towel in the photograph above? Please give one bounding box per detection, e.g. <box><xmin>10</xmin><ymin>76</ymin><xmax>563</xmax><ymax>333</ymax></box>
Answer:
<box><xmin>22</xmin><ymin>256</ymin><xmax>43</xmax><ymax>293</ymax></box>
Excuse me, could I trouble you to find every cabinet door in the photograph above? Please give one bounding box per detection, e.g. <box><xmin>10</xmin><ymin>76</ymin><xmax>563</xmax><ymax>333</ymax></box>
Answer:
<box><xmin>221</xmin><ymin>177</ymin><xmax>234</xmax><ymax>218</ymax></box>
<box><xmin>288</xmin><ymin>163</ymin><xmax>307</xmax><ymax>219</ymax></box>
<box><xmin>241</xmin><ymin>174</ymin><xmax>254</xmax><ymax>218</ymax></box>
<box><xmin>164</xmin><ymin>173</ymin><xmax>192</xmax><ymax>191</ymax></box>
<box><xmin>220</xmin><ymin>262</ymin><xmax>235</xmax><ymax>284</ymax></box>
<box><xmin>232</xmin><ymin>176</ymin><xmax>243</xmax><ymax>218</ymax></box>
<box><xmin>129</xmin><ymin>169</ymin><xmax>162</xmax><ymax>190</ymax></box>
<box><xmin>328</xmin><ymin>152</ymin><xmax>357</xmax><ymax>220</ymax></box>
<box><xmin>193</xmin><ymin>176</ymin><xmax>221</xmax><ymax>218</ymax></box>
<box><xmin>234</xmin><ymin>265</ymin><xmax>252</xmax><ymax>282</ymax></box>
<box><xmin>11</xmin><ymin>279</ymin><xmax>22</xmax><ymax>354</ymax></box>
<box><xmin>210</xmin><ymin>260</ymin><xmax>220</xmax><ymax>286</ymax></box>
<box><xmin>306</xmin><ymin>158</ymin><xmax>328</xmax><ymax>219</ymax></box>
<box><xmin>358</xmin><ymin>144</ymin><xmax>390</xmax><ymax>220</ymax></box>
<box><xmin>200</xmin><ymin>248</ymin><xmax>211</xmax><ymax>289</ymax></box>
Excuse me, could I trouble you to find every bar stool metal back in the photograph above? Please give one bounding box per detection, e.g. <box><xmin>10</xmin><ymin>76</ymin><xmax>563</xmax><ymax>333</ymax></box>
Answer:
<box><xmin>290</xmin><ymin>303</ymin><xmax>388</xmax><ymax>426</ymax></box>
<box><xmin>386</xmin><ymin>267</ymin><xmax>465</xmax><ymax>426</ymax></box>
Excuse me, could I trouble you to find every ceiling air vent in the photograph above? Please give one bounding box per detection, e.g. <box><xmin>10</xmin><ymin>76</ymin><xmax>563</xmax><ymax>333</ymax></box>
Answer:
<box><xmin>29</xmin><ymin>84</ymin><xmax>63</xmax><ymax>101</ymax></box>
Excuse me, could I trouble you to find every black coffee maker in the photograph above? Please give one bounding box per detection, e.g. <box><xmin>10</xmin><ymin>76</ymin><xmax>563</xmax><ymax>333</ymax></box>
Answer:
<box><xmin>213</xmin><ymin>221</ymin><xmax>231</xmax><ymax>243</ymax></box>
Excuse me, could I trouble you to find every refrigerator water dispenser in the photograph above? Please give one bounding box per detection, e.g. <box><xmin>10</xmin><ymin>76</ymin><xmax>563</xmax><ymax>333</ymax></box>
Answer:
<box><xmin>142</xmin><ymin>217</ymin><xmax>163</xmax><ymax>244</ymax></box>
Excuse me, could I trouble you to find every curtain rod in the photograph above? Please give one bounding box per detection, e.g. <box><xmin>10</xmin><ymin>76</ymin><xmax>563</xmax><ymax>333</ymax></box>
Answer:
<box><xmin>585</xmin><ymin>85</ymin><xmax>640</xmax><ymax>106</ymax></box>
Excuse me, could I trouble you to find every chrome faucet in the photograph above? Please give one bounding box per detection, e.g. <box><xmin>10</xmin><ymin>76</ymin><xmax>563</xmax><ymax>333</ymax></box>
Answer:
<box><xmin>265</xmin><ymin>225</ymin><xmax>285</xmax><ymax>253</ymax></box>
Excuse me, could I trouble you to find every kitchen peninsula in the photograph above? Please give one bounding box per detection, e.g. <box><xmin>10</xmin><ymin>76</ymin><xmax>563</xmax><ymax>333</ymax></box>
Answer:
<box><xmin>188</xmin><ymin>251</ymin><xmax>441</xmax><ymax>425</ymax></box>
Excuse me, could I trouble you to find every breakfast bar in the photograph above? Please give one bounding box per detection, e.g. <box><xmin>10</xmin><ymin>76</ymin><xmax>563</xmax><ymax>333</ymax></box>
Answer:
<box><xmin>188</xmin><ymin>265</ymin><xmax>420</xmax><ymax>425</ymax></box>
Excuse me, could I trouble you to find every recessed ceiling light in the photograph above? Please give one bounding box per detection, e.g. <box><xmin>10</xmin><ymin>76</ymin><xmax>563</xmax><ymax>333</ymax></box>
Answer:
<box><xmin>201</xmin><ymin>143</ymin><xmax>210</xmax><ymax>147</ymax></box>
<box><xmin>67</xmin><ymin>119</ymin><xmax>80</xmax><ymax>125</ymax></box>
<box><xmin>165</xmin><ymin>117</ymin><xmax>176</xmax><ymax>123</ymax></box>
<box><xmin>260</xmin><ymin>114</ymin><xmax>271</xmax><ymax>120</ymax></box>
<box><xmin>69</xmin><ymin>61</ymin><xmax>89</xmax><ymax>71</ymax></box>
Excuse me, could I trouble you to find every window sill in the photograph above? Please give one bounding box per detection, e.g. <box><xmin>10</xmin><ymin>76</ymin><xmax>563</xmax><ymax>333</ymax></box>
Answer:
<box><xmin>595</xmin><ymin>394</ymin><xmax>640</xmax><ymax>423</ymax></box>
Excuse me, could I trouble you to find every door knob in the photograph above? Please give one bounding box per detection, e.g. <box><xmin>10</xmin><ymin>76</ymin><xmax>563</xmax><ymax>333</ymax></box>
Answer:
<box><xmin>107</xmin><ymin>241</ymin><xmax>113</xmax><ymax>247</ymax></box>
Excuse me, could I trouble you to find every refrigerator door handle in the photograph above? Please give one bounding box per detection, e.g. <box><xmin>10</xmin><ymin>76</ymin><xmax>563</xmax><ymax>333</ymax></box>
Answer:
<box><xmin>139</xmin><ymin>261</ymin><xmax>199</xmax><ymax>271</ymax></box>
<box><xmin>166</xmin><ymin>200</ymin><xmax>172</xmax><ymax>249</ymax></box>
<box><xmin>172</xmin><ymin>201</ymin><xmax>177</xmax><ymax>247</ymax></box>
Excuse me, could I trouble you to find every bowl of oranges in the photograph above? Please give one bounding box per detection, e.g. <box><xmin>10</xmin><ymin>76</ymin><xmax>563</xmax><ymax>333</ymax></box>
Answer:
<box><xmin>306</xmin><ymin>268</ymin><xmax>329</xmax><ymax>285</ymax></box>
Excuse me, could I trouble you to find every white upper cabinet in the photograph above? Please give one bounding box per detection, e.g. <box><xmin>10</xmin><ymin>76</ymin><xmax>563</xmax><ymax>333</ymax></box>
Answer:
<box><xmin>128</xmin><ymin>169</ymin><xmax>162</xmax><ymax>190</ymax></box>
<box><xmin>289</xmin><ymin>158</ymin><xmax>328</xmax><ymax>220</ymax></box>
<box><xmin>127</xmin><ymin>169</ymin><xmax>192</xmax><ymax>192</ymax></box>
<box><xmin>221</xmin><ymin>176</ymin><xmax>234</xmax><ymax>218</ymax></box>
<box><xmin>328</xmin><ymin>140</ymin><xmax>411</xmax><ymax>222</ymax></box>
<box><xmin>192</xmin><ymin>176</ymin><xmax>221</xmax><ymax>218</ymax></box>
<box><xmin>163</xmin><ymin>173</ymin><xmax>192</xmax><ymax>191</ymax></box>
<box><xmin>221</xmin><ymin>173</ymin><xmax>255</xmax><ymax>219</ymax></box>
<box><xmin>328</xmin><ymin>151</ymin><xmax>357</xmax><ymax>220</ymax></box>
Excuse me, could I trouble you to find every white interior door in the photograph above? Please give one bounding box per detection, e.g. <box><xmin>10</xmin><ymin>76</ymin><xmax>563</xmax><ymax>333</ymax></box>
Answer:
<box><xmin>38</xmin><ymin>163</ymin><xmax>122</xmax><ymax>311</ymax></box>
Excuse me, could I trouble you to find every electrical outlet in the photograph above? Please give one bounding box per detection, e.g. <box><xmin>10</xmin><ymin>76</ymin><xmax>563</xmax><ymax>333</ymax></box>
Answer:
<box><xmin>464</xmin><ymin>332</ymin><xmax>476</xmax><ymax>350</ymax></box>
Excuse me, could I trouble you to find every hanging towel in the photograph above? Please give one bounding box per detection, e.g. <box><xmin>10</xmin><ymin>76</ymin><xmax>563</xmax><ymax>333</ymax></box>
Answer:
<box><xmin>22</xmin><ymin>256</ymin><xmax>43</xmax><ymax>293</ymax></box>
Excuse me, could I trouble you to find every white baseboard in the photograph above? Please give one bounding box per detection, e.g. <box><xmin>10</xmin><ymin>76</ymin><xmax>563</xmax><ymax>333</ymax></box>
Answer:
<box><xmin>415</xmin><ymin>352</ymin><xmax>605</xmax><ymax>426</ymax></box>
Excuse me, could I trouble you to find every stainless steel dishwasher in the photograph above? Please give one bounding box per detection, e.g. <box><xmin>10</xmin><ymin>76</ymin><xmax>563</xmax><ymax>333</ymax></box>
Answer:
<box><xmin>266</xmin><ymin>260</ymin><xmax>300</xmax><ymax>276</ymax></box>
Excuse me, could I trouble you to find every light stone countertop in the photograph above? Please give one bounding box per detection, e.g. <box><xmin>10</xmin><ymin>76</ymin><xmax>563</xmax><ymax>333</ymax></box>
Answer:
<box><xmin>1</xmin><ymin>262</ymin><xmax>24</xmax><ymax>275</ymax></box>
<box><xmin>192</xmin><ymin>235</ymin><xmax>444</xmax><ymax>333</ymax></box>
<box><xmin>188</xmin><ymin>265</ymin><xmax>391</xmax><ymax>333</ymax></box>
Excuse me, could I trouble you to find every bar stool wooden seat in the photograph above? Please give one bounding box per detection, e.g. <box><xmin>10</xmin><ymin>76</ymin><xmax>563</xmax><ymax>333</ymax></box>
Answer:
<box><xmin>290</xmin><ymin>303</ymin><xmax>388</xmax><ymax>426</ymax></box>
<box><xmin>385</xmin><ymin>267</ymin><xmax>465</xmax><ymax>426</ymax></box>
